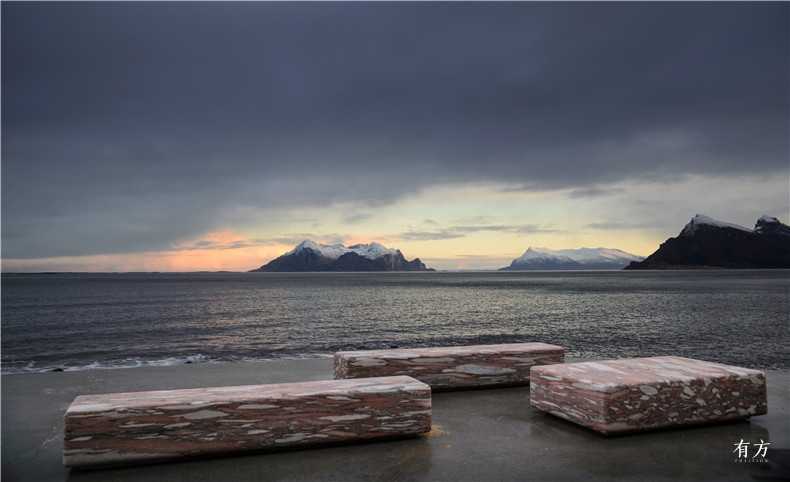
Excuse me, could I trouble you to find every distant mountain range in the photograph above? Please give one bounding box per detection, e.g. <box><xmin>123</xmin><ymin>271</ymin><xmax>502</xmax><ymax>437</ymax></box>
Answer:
<box><xmin>250</xmin><ymin>214</ymin><xmax>789</xmax><ymax>272</ymax></box>
<box><xmin>625</xmin><ymin>215</ymin><xmax>790</xmax><ymax>269</ymax></box>
<box><xmin>250</xmin><ymin>240</ymin><xmax>433</xmax><ymax>272</ymax></box>
<box><xmin>499</xmin><ymin>247</ymin><xmax>645</xmax><ymax>271</ymax></box>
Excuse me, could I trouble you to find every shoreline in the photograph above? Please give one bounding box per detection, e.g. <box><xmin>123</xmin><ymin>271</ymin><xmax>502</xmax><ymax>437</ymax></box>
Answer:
<box><xmin>0</xmin><ymin>353</ymin><xmax>338</xmax><ymax>376</ymax></box>
<box><xmin>5</xmin><ymin>350</ymin><xmax>787</xmax><ymax>375</ymax></box>
<box><xmin>3</xmin><ymin>357</ymin><xmax>789</xmax><ymax>481</ymax></box>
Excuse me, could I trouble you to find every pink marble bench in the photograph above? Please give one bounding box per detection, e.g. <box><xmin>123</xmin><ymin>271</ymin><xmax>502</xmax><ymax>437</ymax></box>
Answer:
<box><xmin>530</xmin><ymin>356</ymin><xmax>767</xmax><ymax>436</ymax></box>
<box><xmin>63</xmin><ymin>376</ymin><xmax>431</xmax><ymax>469</ymax></box>
<box><xmin>334</xmin><ymin>343</ymin><xmax>564</xmax><ymax>391</ymax></box>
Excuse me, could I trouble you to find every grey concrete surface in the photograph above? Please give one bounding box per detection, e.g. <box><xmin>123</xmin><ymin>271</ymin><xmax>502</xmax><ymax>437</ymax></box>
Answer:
<box><xmin>2</xmin><ymin>357</ymin><xmax>788</xmax><ymax>482</ymax></box>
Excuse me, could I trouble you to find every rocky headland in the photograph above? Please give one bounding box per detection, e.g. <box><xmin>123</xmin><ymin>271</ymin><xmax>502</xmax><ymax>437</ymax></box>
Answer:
<box><xmin>625</xmin><ymin>215</ymin><xmax>790</xmax><ymax>269</ymax></box>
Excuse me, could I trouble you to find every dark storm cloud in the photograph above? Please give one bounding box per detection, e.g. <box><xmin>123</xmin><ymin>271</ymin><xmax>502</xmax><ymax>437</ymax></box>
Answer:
<box><xmin>2</xmin><ymin>2</ymin><xmax>788</xmax><ymax>259</ymax></box>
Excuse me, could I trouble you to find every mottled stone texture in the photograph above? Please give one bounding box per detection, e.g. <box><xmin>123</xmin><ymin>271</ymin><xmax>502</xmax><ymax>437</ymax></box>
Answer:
<box><xmin>530</xmin><ymin>356</ymin><xmax>767</xmax><ymax>435</ymax></box>
<box><xmin>334</xmin><ymin>343</ymin><xmax>565</xmax><ymax>391</ymax></box>
<box><xmin>64</xmin><ymin>376</ymin><xmax>431</xmax><ymax>469</ymax></box>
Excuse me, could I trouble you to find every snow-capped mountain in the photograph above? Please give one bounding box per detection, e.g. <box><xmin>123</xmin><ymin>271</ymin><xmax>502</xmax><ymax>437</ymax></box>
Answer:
<box><xmin>626</xmin><ymin>214</ymin><xmax>790</xmax><ymax>269</ymax></box>
<box><xmin>285</xmin><ymin>240</ymin><xmax>399</xmax><ymax>260</ymax></box>
<box><xmin>500</xmin><ymin>247</ymin><xmax>645</xmax><ymax>271</ymax></box>
<box><xmin>251</xmin><ymin>240</ymin><xmax>433</xmax><ymax>272</ymax></box>
<box><xmin>679</xmin><ymin>214</ymin><xmax>751</xmax><ymax>237</ymax></box>
<box><xmin>754</xmin><ymin>215</ymin><xmax>790</xmax><ymax>237</ymax></box>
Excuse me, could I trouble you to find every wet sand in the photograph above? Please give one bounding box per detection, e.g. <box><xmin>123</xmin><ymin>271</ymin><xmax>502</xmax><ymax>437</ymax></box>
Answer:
<box><xmin>2</xmin><ymin>357</ymin><xmax>788</xmax><ymax>481</ymax></box>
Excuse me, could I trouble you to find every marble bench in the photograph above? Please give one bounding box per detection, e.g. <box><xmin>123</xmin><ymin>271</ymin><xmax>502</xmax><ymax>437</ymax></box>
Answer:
<box><xmin>530</xmin><ymin>356</ymin><xmax>767</xmax><ymax>435</ymax></box>
<box><xmin>63</xmin><ymin>375</ymin><xmax>431</xmax><ymax>469</ymax></box>
<box><xmin>334</xmin><ymin>342</ymin><xmax>564</xmax><ymax>391</ymax></box>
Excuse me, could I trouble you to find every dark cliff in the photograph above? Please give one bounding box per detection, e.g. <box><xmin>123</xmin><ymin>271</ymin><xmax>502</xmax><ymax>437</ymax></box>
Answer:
<box><xmin>625</xmin><ymin>215</ymin><xmax>790</xmax><ymax>270</ymax></box>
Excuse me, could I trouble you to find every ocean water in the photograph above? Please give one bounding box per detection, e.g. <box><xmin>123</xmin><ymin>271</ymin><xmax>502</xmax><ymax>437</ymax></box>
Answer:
<box><xmin>1</xmin><ymin>270</ymin><xmax>788</xmax><ymax>374</ymax></box>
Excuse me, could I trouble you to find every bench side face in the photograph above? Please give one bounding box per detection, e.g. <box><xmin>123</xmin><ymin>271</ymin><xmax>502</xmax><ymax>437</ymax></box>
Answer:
<box><xmin>601</xmin><ymin>371</ymin><xmax>767</xmax><ymax>434</ymax></box>
<box><xmin>530</xmin><ymin>357</ymin><xmax>768</xmax><ymax>435</ymax></box>
<box><xmin>63</xmin><ymin>376</ymin><xmax>431</xmax><ymax>469</ymax></box>
<box><xmin>334</xmin><ymin>343</ymin><xmax>565</xmax><ymax>391</ymax></box>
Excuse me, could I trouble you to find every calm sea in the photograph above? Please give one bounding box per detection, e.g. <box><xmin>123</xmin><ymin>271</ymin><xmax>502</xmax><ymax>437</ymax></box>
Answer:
<box><xmin>1</xmin><ymin>270</ymin><xmax>788</xmax><ymax>374</ymax></box>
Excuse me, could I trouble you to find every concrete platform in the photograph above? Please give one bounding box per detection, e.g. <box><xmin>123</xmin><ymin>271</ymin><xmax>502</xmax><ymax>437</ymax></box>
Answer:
<box><xmin>2</xmin><ymin>357</ymin><xmax>789</xmax><ymax>481</ymax></box>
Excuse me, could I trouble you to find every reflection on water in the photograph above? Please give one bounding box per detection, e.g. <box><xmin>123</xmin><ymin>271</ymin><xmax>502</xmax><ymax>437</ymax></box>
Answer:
<box><xmin>2</xmin><ymin>270</ymin><xmax>788</xmax><ymax>372</ymax></box>
<box><xmin>529</xmin><ymin>411</ymin><xmax>775</xmax><ymax>480</ymax></box>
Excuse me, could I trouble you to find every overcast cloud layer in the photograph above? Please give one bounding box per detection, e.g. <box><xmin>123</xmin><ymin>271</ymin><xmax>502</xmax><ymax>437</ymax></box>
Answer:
<box><xmin>2</xmin><ymin>2</ymin><xmax>788</xmax><ymax>261</ymax></box>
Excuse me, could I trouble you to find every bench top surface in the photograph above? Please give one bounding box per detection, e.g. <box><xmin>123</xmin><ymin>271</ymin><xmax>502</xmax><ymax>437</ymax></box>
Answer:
<box><xmin>67</xmin><ymin>375</ymin><xmax>427</xmax><ymax>414</ymax></box>
<box><xmin>531</xmin><ymin>356</ymin><xmax>764</xmax><ymax>392</ymax></box>
<box><xmin>336</xmin><ymin>342</ymin><xmax>563</xmax><ymax>358</ymax></box>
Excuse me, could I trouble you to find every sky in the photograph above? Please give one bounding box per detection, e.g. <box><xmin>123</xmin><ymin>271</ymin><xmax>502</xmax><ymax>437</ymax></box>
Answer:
<box><xmin>2</xmin><ymin>2</ymin><xmax>788</xmax><ymax>272</ymax></box>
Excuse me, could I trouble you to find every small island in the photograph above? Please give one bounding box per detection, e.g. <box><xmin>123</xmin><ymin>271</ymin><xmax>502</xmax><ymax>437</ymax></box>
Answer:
<box><xmin>499</xmin><ymin>247</ymin><xmax>644</xmax><ymax>271</ymax></box>
<box><xmin>250</xmin><ymin>240</ymin><xmax>434</xmax><ymax>272</ymax></box>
